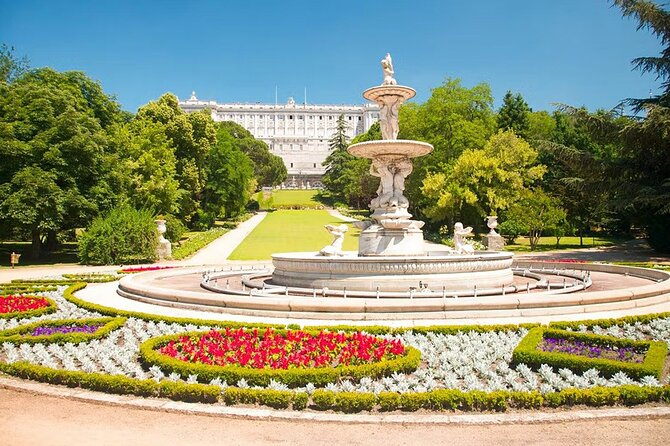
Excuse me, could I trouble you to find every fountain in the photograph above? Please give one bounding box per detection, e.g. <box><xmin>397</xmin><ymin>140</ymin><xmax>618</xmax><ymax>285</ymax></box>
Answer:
<box><xmin>117</xmin><ymin>55</ymin><xmax>670</xmax><ymax>322</ymax></box>
<box><xmin>271</xmin><ymin>54</ymin><xmax>514</xmax><ymax>292</ymax></box>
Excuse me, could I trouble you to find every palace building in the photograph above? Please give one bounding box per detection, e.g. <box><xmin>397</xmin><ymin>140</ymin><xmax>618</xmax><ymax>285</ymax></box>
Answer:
<box><xmin>178</xmin><ymin>92</ymin><xmax>379</xmax><ymax>187</ymax></box>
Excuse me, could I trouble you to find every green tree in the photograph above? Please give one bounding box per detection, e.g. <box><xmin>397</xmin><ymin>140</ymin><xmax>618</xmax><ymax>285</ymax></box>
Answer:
<box><xmin>397</xmin><ymin>78</ymin><xmax>497</xmax><ymax>217</ymax></box>
<box><xmin>201</xmin><ymin>123</ymin><xmax>255</xmax><ymax>221</ymax></box>
<box><xmin>0</xmin><ymin>44</ymin><xmax>29</xmax><ymax>84</ymax></box>
<box><xmin>497</xmin><ymin>91</ymin><xmax>531</xmax><ymax>137</ymax></box>
<box><xmin>0</xmin><ymin>67</ymin><xmax>124</xmax><ymax>256</ymax></box>
<box><xmin>613</xmin><ymin>0</ymin><xmax>670</xmax><ymax>109</ymax></box>
<box><xmin>216</xmin><ymin>121</ymin><xmax>287</xmax><ymax>187</ymax></box>
<box><xmin>135</xmin><ymin>93</ymin><xmax>217</xmax><ymax>225</ymax></box>
<box><xmin>503</xmin><ymin>190</ymin><xmax>566</xmax><ymax>250</ymax></box>
<box><xmin>0</xmin><ymin>167</ymin><xmax>64</xmax><ymax>258</ymax></box>
<box><xmin>421</xmin><ymin>130</ymin><xmax>546</xmax><ymax>225</ymax></box>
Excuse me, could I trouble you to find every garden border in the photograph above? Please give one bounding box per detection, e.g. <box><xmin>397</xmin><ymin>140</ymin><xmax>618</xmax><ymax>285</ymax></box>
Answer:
<box><xmin>512</xmin><ymin>327</ymin><xmax>668</xmax><ymax>380</ymax></box>
<box><xmin>0</xmin><ymin>281</ymin><xmax>669</xmax><ymax>413</ymax></box>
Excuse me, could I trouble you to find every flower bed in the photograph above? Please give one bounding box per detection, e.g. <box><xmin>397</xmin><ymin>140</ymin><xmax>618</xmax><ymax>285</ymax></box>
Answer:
<box><xmin>140</xmin><ymin>328</ymin><xmax>421</xmax><ymax>387</ymax></box>
<box><xmin>0</xmin><ymin>317</ymin><xmax>127</xmax><ymax>345</ymax></box>
<box><xmin>160</xmin><ymin>328</ymin><xmax>406</xmax><ymax>369</ymax></box>
<box><xmin>512</xmin><ymin>328</ymin><xmax>668</xmax><ymax>380</ymax></box>
<box><xmin>0</xmin><ymin>295</ymin><xmax>56</xmax><ymax>319</ymax></box>
<box><xmin>119</xmin><ymin>266</ymin><xmax>177</xmax><ymax>274</ymax></box>
<box><xmin>539</xmin><ymin>337</ymin><xmax>646</xmax><ymax>363</ymax></box>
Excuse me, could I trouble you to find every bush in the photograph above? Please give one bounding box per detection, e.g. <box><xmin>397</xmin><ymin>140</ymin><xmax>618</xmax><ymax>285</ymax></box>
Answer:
<box><xmin>399</xmin><ymin>392</ymin><xmax>429</xmax><ymax>412</ymax></box>
<box><xmin>171</xmin><ymin>228</ymin><xmax>227</xmax><ymax>260</ymax></box>
<box><xmin>292</xmin><ymin>392</ymin><xmax>309</xmax><ymax>410</ymax></box>
<box><xmin>647</xmin><ymin>214</ymin><xmax>670</xmax><ymax>253</ymax></box>
<box><xmin>78</xmin><ymin>206</ymin><xmax>158</xmax><ymax>265</ymax></box>
<box><xmin>312</xmin><ymin>389</ymin><xmax>336</xmax><ymax>410</ymax></box>
<box><xmin>334</xmin><ymin>392</ymin><xmax>376</xmax><ymax>413</ymax></box>
<box><xmin>162</xmin><ymin>214</ymin><xmax>187</xmax><ymax>244</ymax></box>
<box><xmin>378</xmin><ymin>392</ymin><xmax>401</xmax><ymax>411</ymax></box>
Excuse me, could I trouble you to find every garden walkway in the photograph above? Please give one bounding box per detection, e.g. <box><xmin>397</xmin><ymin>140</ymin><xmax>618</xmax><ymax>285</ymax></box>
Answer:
<box><xmin>183</xmin><ymin>212</ymin><xmax>268</xmax><ymax>265</ymax></box>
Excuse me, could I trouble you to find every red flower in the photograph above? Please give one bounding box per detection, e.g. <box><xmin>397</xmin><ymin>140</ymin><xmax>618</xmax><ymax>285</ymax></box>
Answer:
<box><xmin>0</xmin><ymin>295</ymin><xmax>50</xmax><ymax>314</ymax></box>
<box><xmin>158</xmin><ymin>328</ymin><xmax>406</xmax><ymax>370</ymax></box>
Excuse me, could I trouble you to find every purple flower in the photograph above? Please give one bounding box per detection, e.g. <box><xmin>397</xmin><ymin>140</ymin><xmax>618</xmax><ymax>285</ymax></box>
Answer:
<box><xmin>30</xmin><ymin>324</ymin><xmax>102</xmax><ymax>337</ymax></box>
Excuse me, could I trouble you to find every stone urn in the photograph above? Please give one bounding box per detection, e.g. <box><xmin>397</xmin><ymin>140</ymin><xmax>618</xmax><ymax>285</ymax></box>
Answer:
<box><xmin>155</xmin><ymin>219</ymin><xmax>172</xmax><ymax>260</ymax></box>
<box><xmin>486</xmin><ymin>216</ymin><xmax>498</xmax><ymax>235</ymax></box>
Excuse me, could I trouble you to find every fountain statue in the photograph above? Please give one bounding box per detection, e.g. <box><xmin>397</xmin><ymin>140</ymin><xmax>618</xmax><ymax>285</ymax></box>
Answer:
<box><xmin>269</xmin><ymin>54</ymin><xmax>514</xmax><ymax>292</ymax></box>
<box><xmin>319</xmin><ymin>224</ymin><xmax>348</xmax><ymax>257</ymax></box>
<box><xmin>347</xmin><ymin>53</ymin><xmax>432</xmax><ymax>255</ymax></box>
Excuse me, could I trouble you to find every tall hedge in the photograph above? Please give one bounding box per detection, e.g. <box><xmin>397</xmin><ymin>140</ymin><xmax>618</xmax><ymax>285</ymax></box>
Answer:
<box><xmin>78</xmin><ymin>206</ymin><xmax>158</xmax><ymax>265</ymax></box>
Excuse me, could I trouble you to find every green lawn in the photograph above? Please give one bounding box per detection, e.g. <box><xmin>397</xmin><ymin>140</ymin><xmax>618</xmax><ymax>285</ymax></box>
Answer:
<box><xmin>258</xmin><ymin>189</ymin><xmax>323</xmax><ymax>209</ymax></box>
<box><xmin>228</xmin><ymin>210</ymin><xmax>359</xmax><ymax>260</ymax></box>
<box><xmin>504</xmin><ymin>235</ymin><xmax>623</xmax><ymax>252</ymax></box>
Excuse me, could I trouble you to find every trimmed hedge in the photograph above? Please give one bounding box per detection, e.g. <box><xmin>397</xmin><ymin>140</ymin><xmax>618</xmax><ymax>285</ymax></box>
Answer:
<box><xmin>0</xmin><ymin>361</ymin><xmax>219</xmax><ymax>403</ymax></box>
<box><xmin>0</xmin><ymin>316</ymin><xmax>127</xmax><ymax>344</ymax></box>
<box><xmin>0</xmin><ymin>295</ymin><xmax>57</xmax><ymax>320</ymax></box>
<box><xmin>512</xmin><ymin>327</ymin><xmax>668</xmax><ymax>380</ymax></box>
<box><xmin>1</xmin><ymin>360</ymin><xmax>669</xmax><ymax>412</ymax></box>
<box><xmin>549</xmin><ymin>312</ymin><xmax>670</xmax><ymax>331</ymax></box>
<box><xmin>138</xmin><ymin>330</ymin><xmax>421</xmax><ymax>388</ymax></box>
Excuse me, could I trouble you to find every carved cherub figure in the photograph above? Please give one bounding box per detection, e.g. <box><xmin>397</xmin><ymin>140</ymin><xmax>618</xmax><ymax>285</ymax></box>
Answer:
<box><xmin>319</xmin><ymin>224</ymin><xmax>349</xmax><ymax>256</ymax></box>
<box><xmin>381</xmin><ymin>53</ymin><xmax>397</xmax><ymax>86</ymax></box>
<box><xmin>453</xmin><ymin>222</ymin><xmax>475</xmax><ymax>254</ymax></box>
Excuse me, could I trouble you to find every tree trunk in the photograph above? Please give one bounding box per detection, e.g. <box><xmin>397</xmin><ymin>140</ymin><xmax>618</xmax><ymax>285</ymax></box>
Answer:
<box><xmin>31</xmin><ymin>229</ymin><xmax>41</xmax><ymax>259</ymax></box>
<box><xmin>46</xmin><ymin>230</ymin><xmax>58</xmax><ymax>252</ymax></box>
<box><xmin>579</xmin><ymin>228</ymin><xmax>584</xmax><ymax>247</ymax></box>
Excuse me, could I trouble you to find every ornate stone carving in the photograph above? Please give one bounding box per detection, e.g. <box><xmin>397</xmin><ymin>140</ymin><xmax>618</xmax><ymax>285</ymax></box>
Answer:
<box><xmin>318</xmin><ymin>224</ymin><xmax>348</xmax><ymax>257</ymax></box>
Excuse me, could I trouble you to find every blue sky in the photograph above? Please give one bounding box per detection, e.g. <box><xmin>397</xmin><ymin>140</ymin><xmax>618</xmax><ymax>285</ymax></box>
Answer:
<box><xmin>0</xmin><ymin>0</ymin><xmax>664</xmax><ymax>113</ymax></box>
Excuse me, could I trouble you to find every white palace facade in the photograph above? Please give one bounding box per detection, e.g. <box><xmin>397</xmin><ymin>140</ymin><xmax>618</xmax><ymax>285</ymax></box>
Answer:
<box><xmin>179</xmin><ymin>92</ymin><xmax>379</xmax><ymax>187</ymax></box>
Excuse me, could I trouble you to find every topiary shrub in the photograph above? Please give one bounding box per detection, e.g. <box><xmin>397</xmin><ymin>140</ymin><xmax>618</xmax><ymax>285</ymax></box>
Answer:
<box><xmin>78</xmin><ymin>206</ymin><xmax>158</xmax><ymax>265</ymax></box>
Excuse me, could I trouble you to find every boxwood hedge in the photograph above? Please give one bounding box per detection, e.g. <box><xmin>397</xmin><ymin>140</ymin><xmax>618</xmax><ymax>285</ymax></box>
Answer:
<box><xmin>512</xmin><ymin>327</ymin><xmax>668</xmax><ymax>380</ymax></box>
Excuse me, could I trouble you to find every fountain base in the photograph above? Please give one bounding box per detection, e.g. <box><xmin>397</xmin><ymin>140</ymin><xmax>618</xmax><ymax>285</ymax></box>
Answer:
<box><xmin>358</xmin><ymin>224</ymin><xmax>425</xmax><ymax>256</ymax></box>
<box><xmin>271</xmin><ymin>251</ymin><xmax>514</xmax><ymax>292</ymax></box>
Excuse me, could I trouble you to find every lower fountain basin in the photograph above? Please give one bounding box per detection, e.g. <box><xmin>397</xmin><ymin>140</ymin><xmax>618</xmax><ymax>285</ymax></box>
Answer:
<box><xmin>271</xmin><ymin>251</ymin><xmax>514</xmax><ymax>292</ymax></box>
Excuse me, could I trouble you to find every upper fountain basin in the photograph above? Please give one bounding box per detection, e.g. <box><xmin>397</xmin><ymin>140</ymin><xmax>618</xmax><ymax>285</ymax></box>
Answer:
<box><xmin>363</xmin><ymin>85</ymin><xmax>416</xmax><ymax>102</ymax></box>
<box><xmin>347</xmin><ymin>140</ymin><xmax>434</xmax><ymax>159</ymax></box>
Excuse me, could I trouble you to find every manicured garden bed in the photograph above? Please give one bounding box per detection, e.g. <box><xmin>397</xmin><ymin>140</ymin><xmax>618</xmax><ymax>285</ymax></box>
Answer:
<box><xmin>0</xmin><ymin>279</ymin><xmax>668</xmax><ymax>413</ymax></box>
<box><xmin>0</xmin><ymin>317</ymin><xmax>126</xmax><ymax>345</ymax></box>
<box><xmin>512</xmin><ymin>327</ymin><xmax>667</xmax><ymax>380</ymax></box>
<box><xmin>0</xmin><ymin>294</ymin><xmax>56</xmax><ymax>319</ymax></box>
<box><xmin>140</xmin><ymin>328</ymin><xmax>420</xmax><ymax>387</ymax></box>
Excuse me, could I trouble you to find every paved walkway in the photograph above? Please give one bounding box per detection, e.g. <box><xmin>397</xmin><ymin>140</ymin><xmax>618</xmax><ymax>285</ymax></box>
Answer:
<box><xmin>183</xmin><ymin>212</ymin><xmax>268</xmax><ymax>265</ymax></box>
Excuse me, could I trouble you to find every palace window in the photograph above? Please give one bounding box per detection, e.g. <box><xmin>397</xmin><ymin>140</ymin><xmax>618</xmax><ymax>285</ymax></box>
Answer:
<box><xmin>289</xmin><ymin>115</ymin><xmax>293</xmax><ymax>120</ymax></box>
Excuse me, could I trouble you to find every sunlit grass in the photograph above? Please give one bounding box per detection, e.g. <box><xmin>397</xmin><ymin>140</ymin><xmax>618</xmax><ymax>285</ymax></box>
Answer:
<box><xmin>228</xmin><ymin>210</ymin><xmax>359</xmax><ymax>260</ymax></box>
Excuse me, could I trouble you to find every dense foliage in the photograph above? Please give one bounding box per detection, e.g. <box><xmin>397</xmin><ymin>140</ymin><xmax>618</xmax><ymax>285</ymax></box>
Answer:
<box><xmin>77</xmin><ymin>206</ymin><xmax>158</xmax><ymax>265</ymax></box>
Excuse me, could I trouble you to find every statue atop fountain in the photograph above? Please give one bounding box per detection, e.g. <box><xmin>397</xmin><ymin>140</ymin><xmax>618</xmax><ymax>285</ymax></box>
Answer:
<box><xmin>348</xmin><ymin>53</ymin><xmax>433</xmax><ymax>256</ymax></box>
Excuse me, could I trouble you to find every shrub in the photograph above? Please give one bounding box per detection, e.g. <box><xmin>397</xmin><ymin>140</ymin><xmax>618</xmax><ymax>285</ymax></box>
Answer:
<box><xmin>312</xmin><ymin>389</ymin><xmax>336</xmax><ymax>410</ymax></box>
<box><xmin>399</xmin><ymin>392</ymin><xmax>429</xmax><ymax>412</ymax></box>
<box><xmin>171</xmin><ymin>228</ymin><xmax>227</xmax><ymax>260</ymax></box>
<box><xmin>292</xmin><ymin>392</ymin><xmax>309</xmax><ymax>410</ymax></box>
<box><xmin>78</xmin><ymin>206</ymin><xmax>158</xmax><ymax>265</ymax></box>
<box><xmin>162</xmin><ymin>214</ymin><xmax>187</xmax><ymax>244</ymax></box>
<box><xmin>378</xmin><ymin>392</ymin><xmax>401</xmax><ymax>411</ymax></box>
<box><xmin>428</xmin><ymin>389</ymin><xmax>470</xmax><ymax>411</ymax></box>
<box><xmin>258</xmin><ymin>389</ymin><xmax>292</xmax><ymax>409</ymax></box>
<box><xmin>334</xmin><ymin>392</ymin><xmax>376</xmax><ymax>413</ymax></box>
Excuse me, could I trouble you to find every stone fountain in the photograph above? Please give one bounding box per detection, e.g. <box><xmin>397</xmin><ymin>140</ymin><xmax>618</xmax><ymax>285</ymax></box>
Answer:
<box><xmin>270</xmin><ymin>54</ymin><xmax>514</xmax><ymax>292</ymax></box>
